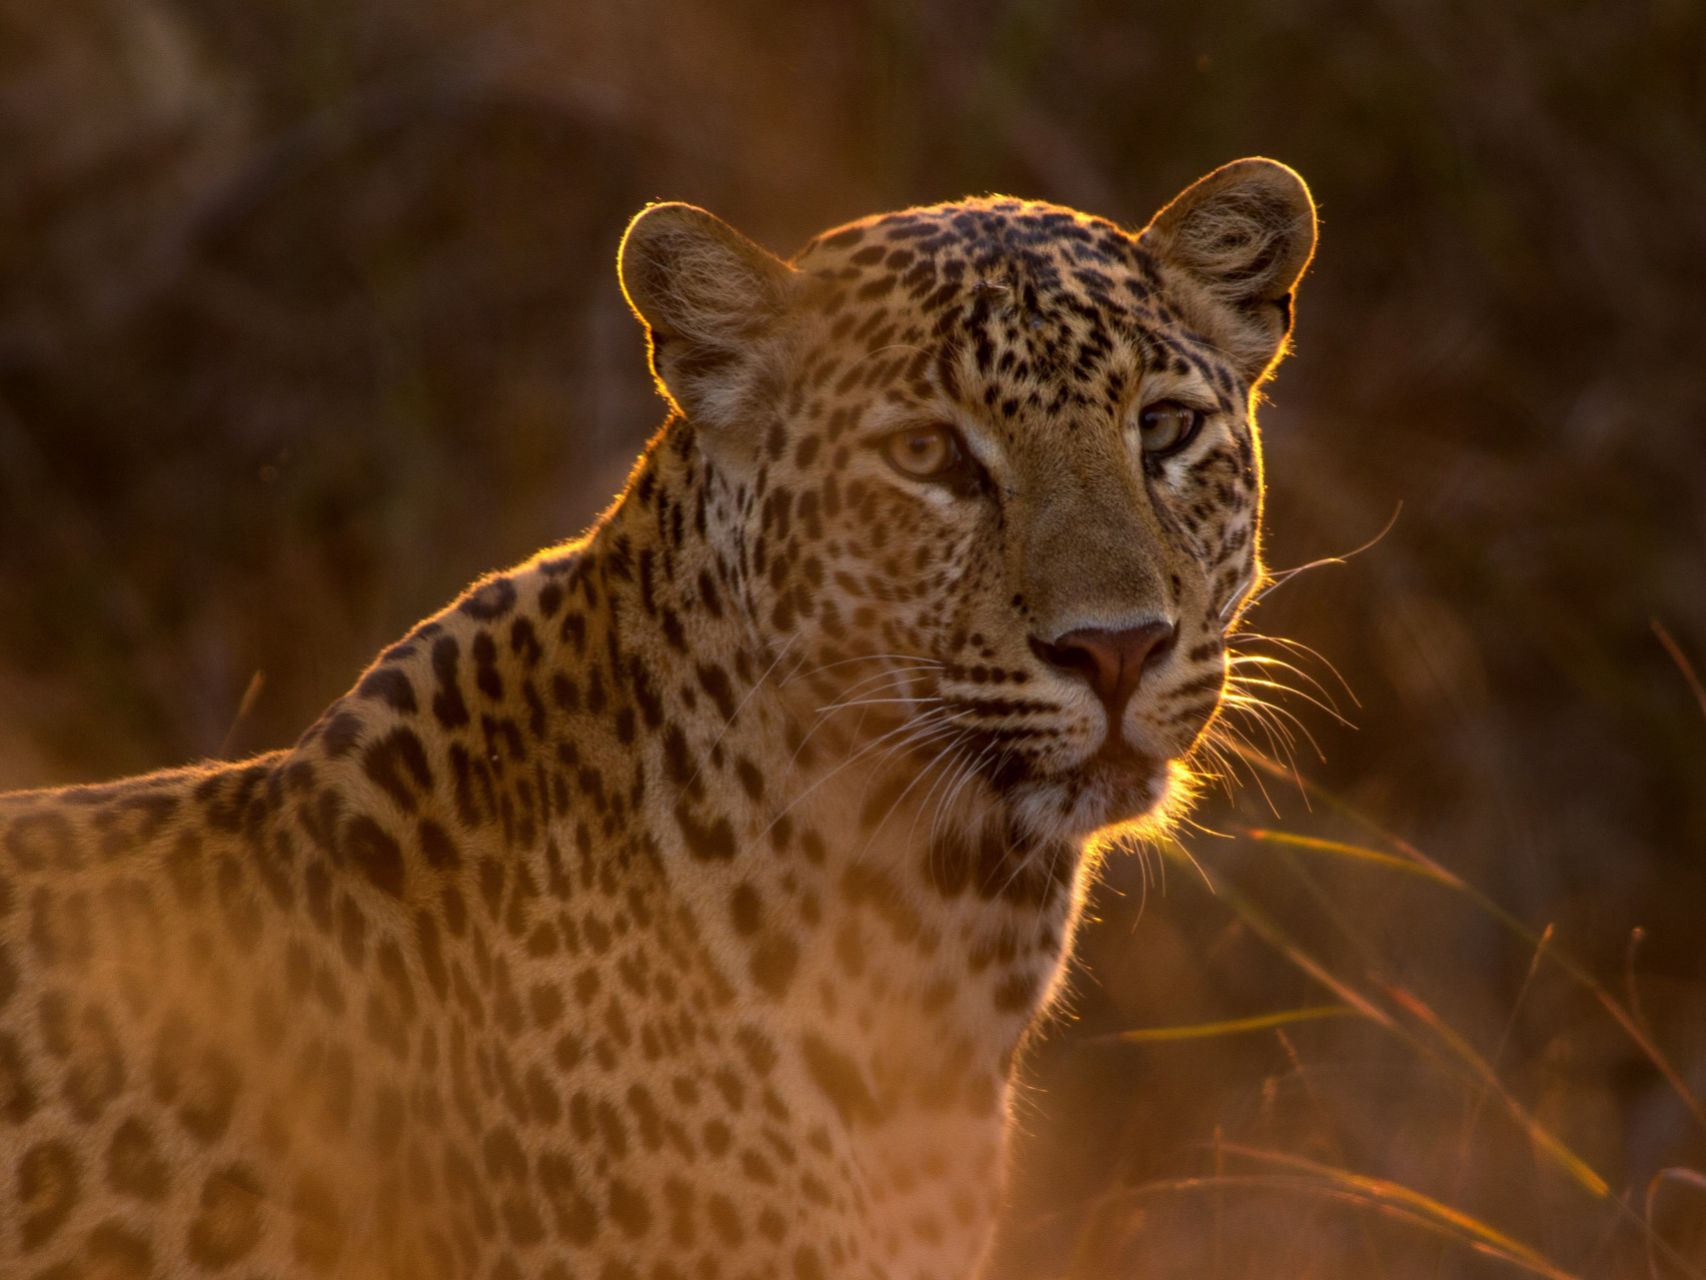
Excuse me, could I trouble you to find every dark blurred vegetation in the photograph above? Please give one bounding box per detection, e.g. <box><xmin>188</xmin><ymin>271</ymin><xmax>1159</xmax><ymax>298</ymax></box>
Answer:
<box><xmin>3</xmin><ymin>1</ymin><xmax>1704</xmax><ymax>1274</ymax></box>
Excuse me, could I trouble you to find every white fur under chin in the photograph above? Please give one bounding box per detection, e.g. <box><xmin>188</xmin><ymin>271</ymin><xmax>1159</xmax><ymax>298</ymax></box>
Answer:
<box><xmin>1007</xmin><ymin>756</ymin><xmax>1183</xmax><ymax>849</ymax></box>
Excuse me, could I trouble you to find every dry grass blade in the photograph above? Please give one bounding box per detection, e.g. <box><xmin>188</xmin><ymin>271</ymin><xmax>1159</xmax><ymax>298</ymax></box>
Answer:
<box><xmin>1645</xmin><ymin>1168</ymin><xmax>1706</xmax><ymax>1280</ymax></box>
<box><xmin>1075</xmin><ymin>1170</ymin><xmax>1581</xmax><ymax>1280</ymax></box>
<box><xmin>1652</xmin><ymin>619</ymin><xmax>1706</xmax><ymax>725</ymax></box>
<box><xmin>1171</xmin><ymin>828</ymin><xmax>1614</xmax><ymax>1201</ymax></box>
<box><xmin>1215</xmin><ymin>1144</ymin><xmax>1582</xmax><ymax>1280</ymax></box>
<box><xmin>1450</xmin><ymin>923</ymin><xmax>1556</xmax><ymax>1212</ymax></box>
<box><xmin>217</xmin><ymin>669</ymin><xmax>267</xmax><ymax>759</ymax></box>
<box><xmin>1157</xmin><ymin>841</ymin><xmax>1397</xmax><ymax>1030</ymax></box>
<box><xmin>1099</xmin><ymin>1003</ymin><xmax>1359</xmax><ymax>1044</ymax></box>
<box><xmin>1239</xmin><ymin>825</ymin><xmax>1462</xmax><ymax>886</ymax></box>
<box><xmin>1225</xmin><ymin>743</ymin><xmax>1706</xmax><ymax>1136</ymax></box>
<box><xmin>1379</xmin><ymin>981</ymin><xmax>1610</xmax><ymax>1199</ymax></box>
<box><xmin>1166</xmin><ymin>799</ymin><xmax>1706</xmax><ymax>1275</ymax></box>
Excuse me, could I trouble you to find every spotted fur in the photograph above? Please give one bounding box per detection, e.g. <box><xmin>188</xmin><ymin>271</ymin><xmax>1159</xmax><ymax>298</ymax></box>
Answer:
<box><xmin>0</xmin><ymin>159</ymin><xmax>1316</xmax><ymax>1279</ymax></box>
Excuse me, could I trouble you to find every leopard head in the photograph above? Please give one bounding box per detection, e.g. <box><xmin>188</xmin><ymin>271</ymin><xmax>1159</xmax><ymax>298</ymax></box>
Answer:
<box><xmin>619</xmin><ymin>159</ymin><xmax>1317</xmax><ymax>844</ymax></box>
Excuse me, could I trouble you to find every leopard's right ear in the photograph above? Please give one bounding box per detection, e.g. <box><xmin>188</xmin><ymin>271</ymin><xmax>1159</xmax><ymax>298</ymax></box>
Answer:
<box><xmin>619</xmin><ymin>203</ymin><xmax>795</xmax><ymax>433</ymax></box>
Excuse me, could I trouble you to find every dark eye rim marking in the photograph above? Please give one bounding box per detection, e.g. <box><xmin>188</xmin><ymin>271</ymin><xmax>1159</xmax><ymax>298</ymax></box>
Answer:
<box><xmin>874</xmin><ymin>423</ymin><xmax>989</xmax><ymax>497</ymax></box>
<box><xmin>1136</xmin><ymin>399</ymin><xmax>1209</xmax><ymax>460</ymax></box>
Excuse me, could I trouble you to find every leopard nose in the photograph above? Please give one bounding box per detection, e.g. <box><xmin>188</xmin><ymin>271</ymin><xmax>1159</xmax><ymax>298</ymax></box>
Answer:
<box><xmin>1029</xmin><ymin>621</ymin><xmax>1178</xmax><ymax>714</ymax></box>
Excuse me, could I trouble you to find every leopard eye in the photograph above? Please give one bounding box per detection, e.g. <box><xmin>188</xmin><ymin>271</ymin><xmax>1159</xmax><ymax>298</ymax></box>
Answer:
<box><xmin>881</xmin><ymin>424</ymin><xmax>962</xmax><ymax>481</ymax></box>
<box><xmin>1137</xmin><ymin>400</ymin><xmax>1205</xmax><ymax>458</ymax></box>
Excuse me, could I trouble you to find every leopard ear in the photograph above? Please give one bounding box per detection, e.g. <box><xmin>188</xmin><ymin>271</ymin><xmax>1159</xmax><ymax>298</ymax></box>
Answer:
<box><xmin>619</xmin><ymin>202</ymin><xmax>794</xmax><ymax>432</ymax></box>
<box><xmin>1141</xmin><ymin>158</ymin><xmax>1317</xmax><ymax>384</ymax></box>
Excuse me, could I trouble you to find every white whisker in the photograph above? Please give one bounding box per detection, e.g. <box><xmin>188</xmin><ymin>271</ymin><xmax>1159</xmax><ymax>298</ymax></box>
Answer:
<box><xmin>675</xmin><ymin>637</ymin><xmax>797</xmax><ymax>803</ymax></box>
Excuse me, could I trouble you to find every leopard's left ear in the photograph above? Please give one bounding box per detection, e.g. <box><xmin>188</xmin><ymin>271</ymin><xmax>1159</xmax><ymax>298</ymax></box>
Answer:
<box><xmin>619</xmin><ymin>202</ymin><xmax>795</xmax><ymax>434</ymax></box>
<box><xmin>1140</xmin><ymin>158</ymin><xmax>1318</xmax><ymax>384</ymax></box>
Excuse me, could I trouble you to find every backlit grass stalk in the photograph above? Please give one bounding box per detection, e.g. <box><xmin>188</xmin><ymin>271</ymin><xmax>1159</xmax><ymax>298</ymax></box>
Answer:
<box><xmin>1226</xmin><ymin>741</ymin><xmax>1706</xmax><ymax>1135</ymax></box>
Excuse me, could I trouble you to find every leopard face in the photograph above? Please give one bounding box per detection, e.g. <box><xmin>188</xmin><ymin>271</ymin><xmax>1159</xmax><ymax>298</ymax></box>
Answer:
<box><xmin>623</xmin><ymin>160</ymin><xmax>1316</xmax><ymax>848</ymax></box>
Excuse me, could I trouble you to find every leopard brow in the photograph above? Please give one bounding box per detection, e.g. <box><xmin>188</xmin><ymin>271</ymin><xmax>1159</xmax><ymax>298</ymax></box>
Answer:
<box><xmin>1135</xmin><ymin>365</ymin><xmax>1218</xmax><ymax>409</ymax></box>
<box><xmin>1142</xmin><ymin>334</ymin><xmax>1248</xmax><ymax>415</ymax></box>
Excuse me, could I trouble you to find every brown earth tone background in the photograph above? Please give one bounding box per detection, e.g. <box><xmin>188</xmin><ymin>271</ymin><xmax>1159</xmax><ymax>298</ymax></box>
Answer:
<box><xmin>3</xmin><ymin>2</ymin><xmax>1704</xmax><ymax>1275</ymax></box>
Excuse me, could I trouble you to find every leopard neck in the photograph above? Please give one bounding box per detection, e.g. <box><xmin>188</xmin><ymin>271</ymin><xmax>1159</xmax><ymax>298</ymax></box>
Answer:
<box><xmin>292</xmin><ymin>413</ymin><xmax>1094</xmax><ymax>1269</ymax></box>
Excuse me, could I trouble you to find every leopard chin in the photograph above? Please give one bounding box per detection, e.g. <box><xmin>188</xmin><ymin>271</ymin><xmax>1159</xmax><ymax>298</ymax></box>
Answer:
<box><xmin>1003</xmin><ymin>743</ymin><xmax>1175</xmax><ymax>846</ymax></box>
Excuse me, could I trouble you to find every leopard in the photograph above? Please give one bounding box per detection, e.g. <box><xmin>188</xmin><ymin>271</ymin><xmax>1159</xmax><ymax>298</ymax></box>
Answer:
<box><xmin>0</xmin><ymin>157</ymin><xmax>1316</xmax><ymax>1280</ymax></box>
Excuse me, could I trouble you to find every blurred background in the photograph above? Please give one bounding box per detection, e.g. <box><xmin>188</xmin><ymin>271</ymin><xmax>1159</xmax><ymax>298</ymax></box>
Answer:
<box><xmin>3</xmin><ymin>1</ymin><xmax>1704</xmax><ymax>1274</ymax></box>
